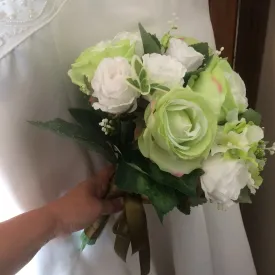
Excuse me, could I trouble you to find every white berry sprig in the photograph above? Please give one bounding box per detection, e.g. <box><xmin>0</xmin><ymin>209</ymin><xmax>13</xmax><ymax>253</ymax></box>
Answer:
<box><xmin>99</xmin><ymin>118</ymin><xmax>114</xmax><ymax>135</ymax></box>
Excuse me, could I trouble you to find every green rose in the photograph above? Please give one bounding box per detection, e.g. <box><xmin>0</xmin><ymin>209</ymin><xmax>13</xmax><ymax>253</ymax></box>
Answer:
<box><xmin>191</xmin><ymin>55</ymin><xmax>240</xmax><ymax>121</ymax></box>
<box><xmin>138</xmin><ymin>86</ymin><xmax>217</xmax><ymax>175</ymax></box>
<box><xmin>68</xmin><ymin>40</ymin><xmax>135</xmax><ymax>95</ymax></box>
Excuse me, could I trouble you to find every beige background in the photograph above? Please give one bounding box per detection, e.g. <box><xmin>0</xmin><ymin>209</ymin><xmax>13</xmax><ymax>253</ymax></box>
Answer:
<box><xmin>242</xmin><ymin>1</ymin><xmax>275</xmax><ymax>274</ymax></box>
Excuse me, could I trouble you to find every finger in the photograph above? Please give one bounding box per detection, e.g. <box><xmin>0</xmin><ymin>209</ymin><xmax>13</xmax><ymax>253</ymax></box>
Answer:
<box><xmin>96</xmin><ymin>165</ymin><xmax>115</xmax><ymax>184</ymax></box>
<box><xmin>101</xmin><ymin>198</ymin><xmax>123</xmax><ymax>215</ymax></box>
<box><xmin>95</xmin><ymin>166</ymin><xmax>115</xmax><ymax>197</ymax></box>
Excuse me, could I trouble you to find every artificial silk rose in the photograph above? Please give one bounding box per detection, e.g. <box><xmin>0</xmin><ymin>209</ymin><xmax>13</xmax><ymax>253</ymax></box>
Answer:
<box><xmin>91</xmin><ymin>57</ymin><xmax>139</xmax><ymax>114</ymax></box>
<box><xmin>191</xmin><ymin>55</ymin><xmax>234</xmax><ymax>120</ymax></box>
<box><xmin>138</xmin><ymin>86</ymin><xmax>217</xmax><ymax>175</ymax></box>
<box><xmin>142</xmin><ymin>53</ymin><xmax>187</xmax><ymax>88</ymax></box>
<box><xmin>166</xmin><ymin>38</ymin><xmax>204</xmax><ymax>72</ymax></box>
<box><xmin>192</xmin><ymin>55</ymin><xmax>248</xmax><ymax>121</ymax></box>
<box><xmin>225</xmin><ymin>71</ymin><xmax>248</xmax><ymax>113</ymax></box>
<box><xmin>68</xmin><ymin>39</ymin><xmax>135</xmax><ymax>95</ymax></box>
<box><xmin>113</xmin><ymin>32</ymin><xmax>143</xmax><ymax>56</ymax></box>
<box><xmin>201</xmin><ymin>154</ymin><xmax>254</xmax><ymax>208</ymax></box>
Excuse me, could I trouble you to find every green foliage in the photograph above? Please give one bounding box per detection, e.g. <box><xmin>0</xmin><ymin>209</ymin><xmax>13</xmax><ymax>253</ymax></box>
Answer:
<box><xmin>177</xmin><ymin>196</ymin><xmax>191</xmax><ymax>215</ymax></box>
<box><xmin>240</xmin><ymin>108</ymin><xmax>262</xmax><ymax>126</ymax></box>
<box><xmin>127</xmin><ymin>56</ymin><xmax>151</xmax><ymax>95</ymax></box>
<box><xmin>29</xmin><ymin>119</ymin><xmax>116</xmax><ymax>163</ymax></box>
<box><xmin>115</xmin><ymin>159</ymin><xmax>180</xmax><ymax>221</ymax></box>
<box><xmin>150</xmin><ymin>83</ymin><xmax>170</xmax><ymax>93</ymax></box>
<box><xmin>124</xmin><ymin>150</ymin><xmax>202</xmax><ymax>197</ymax></box>
<box><xmin>69</xmin><ymin>108</ymin><xmax>105</xmax><ymax>129</ymax></box>
<box><xmin>184</xmin><ymin>55</ymin><xmax>214</xmax><ymax>87</ymax></box>
<box><xmin>138</xmin><ymin>23</ymin><xmax>161</xmax><ymax>54</ymax></box>
<box><xmin>118</xmin><ymin>119</ymin><xmax>136</xmax><ymax>148</ymax></box>
<box><xmin>189</xmin><ymin>42</ymin><xmax>209</xmax><ymax>61</ymax></box>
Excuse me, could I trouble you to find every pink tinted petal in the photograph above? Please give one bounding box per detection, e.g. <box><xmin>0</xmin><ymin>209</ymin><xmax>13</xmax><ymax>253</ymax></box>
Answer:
<box><xmin>212</xmin><ymin>76</ymin><xmax>223</xmax><ymax>93</ymax></box>
<box><xmin>134</xmin><ymin>127</ymin><xmax>142</xmax><ymax>140</ymax></box>
<box><xmin>89</xmin><ymin>96</ymin><xmax>96</xmax><ymax>104</ymax></box>
<box><xmin>151</xmin><ymin>100</ymin><xmax>156</xmax><ymax>113</ymax></box>
<box><xmin>172</xmin><ymin>172</ymin><xmax>184</xmax><ymax>178</ymax></box>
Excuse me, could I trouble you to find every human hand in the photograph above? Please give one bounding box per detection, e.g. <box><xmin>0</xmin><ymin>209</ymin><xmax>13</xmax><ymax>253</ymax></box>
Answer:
<box><xmin>46</xmin><ymin>166</ymin><xmax>123</xmax><ymax>236</ymax></box>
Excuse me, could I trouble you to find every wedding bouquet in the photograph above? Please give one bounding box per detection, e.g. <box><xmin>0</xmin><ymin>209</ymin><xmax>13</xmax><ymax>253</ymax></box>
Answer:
<box><xmin>31</xmin><ymin>22</ymin><xmax>274</xmax><ymax>275</ymax></box>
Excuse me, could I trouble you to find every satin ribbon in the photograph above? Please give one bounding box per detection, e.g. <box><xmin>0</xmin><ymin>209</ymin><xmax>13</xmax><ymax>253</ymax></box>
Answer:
<box><xmin>113</xmin><ymin>195</ymin><xmax>151</xmax><ymax>275</ymax></box>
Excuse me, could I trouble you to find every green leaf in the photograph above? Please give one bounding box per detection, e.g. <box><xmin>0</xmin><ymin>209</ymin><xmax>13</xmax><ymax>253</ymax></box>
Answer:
<box><xmin>29</xmin><ymin>119</ymin><xmax>116</xmax><ymax>163</ymax></box>
<box><xmin>139</xmin><ymin>69</ymin><xmax>147</xmax><ymax>82</ymax></box>
<box><xmin>140</xmin><ymin>78</ymin><xmax>151</xmax><ymax>95</ymax></box>
<box><xmin>138</xmin><ymin>23</ymin><xmax>161</xmax><ymax>54</ymax></box>
<box><xmin>177</xmin><ymin>196</ymin><xmax>191</xmax><ymax>215</ymax></box>
<box><xmin>236</xmin><ymin>187</ymin><xmax>252</xmax><ymax>204</ymax></box>
<box><xmin>127</xmin><ymin>78</ymin><xmax>140</xmax><ymax>90</ymax></box>
<box><xmin>123</xmin><ymin>150</ymin><xmax>200</xmax><ymax>197</ymax></box>
<box><xmin>240</xmin><ymin>108</ymin><xmax>262</xmax><ymax>126</ymax></box>
<box><xmin>150</xmin><ymin>83</ymin><xmax>170</xmax><ymax>93</ymax></box>
<box><xmin>69</xmin><ymin>108</ymin><xmax>104</xmax><ymax>129</ymax></box>
<box><xmin>150</xmin><ymin>34</ymin><xmax>162</xmax><ymax>49</ymax></box>
<box><xmin>119</xmin><ymin>120</ymin><xmax>136</xmax><ymax>146</ymax></box>
<box><xmin>189</xmin><ymin>42</ymin><xmax>209</xmax><ymax>60</ymax></box>
<box><xmin>115</xmin><ymin>160</ymin><xmax>179</xmax><ymax>221</ymax></box>
<box><xmin>189</xmin><ymin>197</ymin><xmax>207</xmax><ymax>207</ymax></box>
<box><xmin>132</xmin><ymin>55</ymin><xmax>143</xmax><ymax>78</ymax></box>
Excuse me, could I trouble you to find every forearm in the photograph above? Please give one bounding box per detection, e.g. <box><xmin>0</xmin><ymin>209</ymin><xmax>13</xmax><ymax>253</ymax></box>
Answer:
<box><xmin>0</xmin><ymin>206</ymin><xmax>58</xmax><ymax>275</ymax></box>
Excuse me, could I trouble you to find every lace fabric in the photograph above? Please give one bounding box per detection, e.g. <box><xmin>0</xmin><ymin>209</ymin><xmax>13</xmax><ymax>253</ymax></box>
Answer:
<box><xmin>0</xmin><ymin>0</ymin><xmax>68</xmax><ymax>59</ymax></box>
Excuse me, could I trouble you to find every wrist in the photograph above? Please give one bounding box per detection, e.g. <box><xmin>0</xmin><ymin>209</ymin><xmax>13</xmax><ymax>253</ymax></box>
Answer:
<box><xmin>43</xmin><ymin>202</ymin><xmax>65</xmax><ymax>238</ymax></box>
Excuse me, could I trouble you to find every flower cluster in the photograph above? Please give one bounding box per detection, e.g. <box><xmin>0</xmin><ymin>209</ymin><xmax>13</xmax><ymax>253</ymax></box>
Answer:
<box><xmin>68</xmin><ymin>23</ymin><xmax>272</xmax><ymax>211</ymax></box>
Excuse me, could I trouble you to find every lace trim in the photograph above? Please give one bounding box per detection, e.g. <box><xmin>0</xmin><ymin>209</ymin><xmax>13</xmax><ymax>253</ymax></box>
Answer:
<box><xmin>0</xmin><ymin>0</ymin><xmax>69</xmax><ymax>60</ymax></box>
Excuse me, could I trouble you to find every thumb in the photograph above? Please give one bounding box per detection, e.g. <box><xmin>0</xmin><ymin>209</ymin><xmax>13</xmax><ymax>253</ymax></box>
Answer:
<box><xmin>101</xmin><ymin>198</ymin><xmax>124</xmax><ymax>215</ymax></box>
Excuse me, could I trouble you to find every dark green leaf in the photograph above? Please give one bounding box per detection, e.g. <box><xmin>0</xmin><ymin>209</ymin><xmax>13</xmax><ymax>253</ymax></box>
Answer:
<box><xmin>69</xmin><ymin>108</ymin><xmax>104</xmax><ymax>129</ymax></box>
<box><xmin>236</xmin><ymin>187</ymin><xmax>252</xmax><ymax>204</ymax></box>
<box><xmin>29</xmin><ymin>119</ymin><xmax>116</xmax><ymax>163</ymax></box>
<box><xmin>119</xmin><ymin>120</ymin><xmax>136</xmax><ymax>146</ymax></box>
<box><xmin>189</xmin><ymin>197</ymin><xmax>207</xmax><ymax>207</ymax></box>
<box><xmin>115</xmin><ymin>160</ymin><xmax>179</xmax><ymax>221</ymax></box>
<box><xmin>139</xmin><ymin>68</ymin><xmax>147</xmax><ymax>81</ymax></box>
<box><xmin>150</xmin><ymin>34</ymin><xmax>162</xmax><ymax>49</ymax></box>
<box><xmin>240</xmin><ymin>108</ymin><xmax>262</xmax><ymax>126</ymax></box>
<box><xmin>177</xmin><ymin>196</ymin><xmax>191</xmax><ymax>215</ymax></box>
<box><xmin>127</xmin><ymin>78</ymin><xmax>140</xmax><ymax>89</ymax></box>
<box><xmin>189</xmin><ymin>42</ymin><xmax>209</xmax><ymax>60</ymax></box>
<box><xmin>138</xmin><ymin>23</ymin><xmax>161</xmax><ymax>54</ymax></box>
<box><xmin>123</xmin><ymin>150</ymin><xmax>201</xmax><ymax>197</ymax></box>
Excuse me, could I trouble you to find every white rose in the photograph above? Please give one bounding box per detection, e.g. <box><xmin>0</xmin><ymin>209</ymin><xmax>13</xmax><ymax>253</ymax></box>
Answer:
<box><xmin>166</xmin><ymin>38</ymin><xmax>204</xmax><ymax>72</ymax></box>
<box><xmin>142</xmin><ymin>53</ymin><xmax>187</xmax><ymax>88</ymax></box>
<box><xmin>201</xmin><ymin>155</ymin><xmax>254</xmax><ymax>208</ymax></box>
<box><xmin>225</xmin><ymin>71</ymin><xmax>248</xmax><ymax>112</ymax></box>
<box><xmin>113</xmin><ymin>32</ymin><xmax>143</xmax><ymax>56</ymax></box>
<box><xmin>91</xmin><ymin>57</ymin><xmax>139</xmax><ymax>114</ymax></box>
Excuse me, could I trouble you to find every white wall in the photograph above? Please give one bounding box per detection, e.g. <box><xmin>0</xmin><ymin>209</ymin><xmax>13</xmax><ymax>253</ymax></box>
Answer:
<box><xmin>242</xmin><ymin>1</ymin><xmax>275</xmax><ymax>274</ymax></box>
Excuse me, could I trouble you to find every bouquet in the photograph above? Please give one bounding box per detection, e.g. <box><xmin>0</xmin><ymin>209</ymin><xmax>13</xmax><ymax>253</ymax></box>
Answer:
<box><xmin>31</xmin><ymin>22</ymin><xmax>274</xmax><ymax>275</ymax></box>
